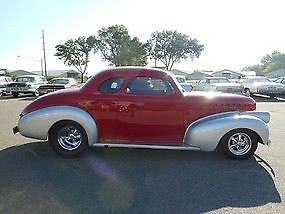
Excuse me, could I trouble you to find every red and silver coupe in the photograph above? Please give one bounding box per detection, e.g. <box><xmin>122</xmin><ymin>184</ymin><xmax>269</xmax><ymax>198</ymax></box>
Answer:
<box><xmin>13</xmin><ymin>67</ymin><xmax>271</xmax><ymax>159</ymax></box>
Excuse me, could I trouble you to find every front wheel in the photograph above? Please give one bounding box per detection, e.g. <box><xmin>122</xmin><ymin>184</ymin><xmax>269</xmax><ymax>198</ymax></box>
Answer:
<box><xmin>49</xmin><ymin>121</ymin><xmax>88</xmax><ymax>157</ymax></box>
<box><xmin>244</xmin><ymin>88</ymin><xmax>251</xmax><ymax>97</ymax></box>
<box><xmin>220</xmin><ymin>129</ymin><xmax>258</xmax><ymax>160</ymax></box>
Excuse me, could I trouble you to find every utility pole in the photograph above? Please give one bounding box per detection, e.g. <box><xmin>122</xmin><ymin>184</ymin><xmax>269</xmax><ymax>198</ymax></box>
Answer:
<box><xmin>42</xmin><ymin>29</ymin><xmax>47</xmax><ymax>78</ymax></box>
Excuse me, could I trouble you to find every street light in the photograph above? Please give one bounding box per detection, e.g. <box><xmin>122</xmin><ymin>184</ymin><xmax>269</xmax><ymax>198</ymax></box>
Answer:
<box><xmin>17</xmin><ymin>56</ymin><xmax>44</xmax><ymax>76</ymax></box>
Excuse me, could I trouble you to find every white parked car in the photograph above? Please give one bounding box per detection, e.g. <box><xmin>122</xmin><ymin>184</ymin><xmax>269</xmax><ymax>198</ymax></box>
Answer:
<box><xmin>195</xmin><ymin>77</ymin><xmax>244</xmax><ymax>95</ymax></box>
<box><xmin>238</xmin><ymin>76</ymin><xmax>285</xmax><ymax>97</ymax></box>
<box><xmin>175</xmin><ymin>75</ymin><xmax>193</xmax><ymax>92</ymax></box>
<box><xmin>6</xmin><ymin>75</ymin><xmax>47</xmax><ymax>97</ymax></box>
<box><xmin>0</xmin><ymin>76</ymin><xmax>13</xmax><ymax>97</ymax></box>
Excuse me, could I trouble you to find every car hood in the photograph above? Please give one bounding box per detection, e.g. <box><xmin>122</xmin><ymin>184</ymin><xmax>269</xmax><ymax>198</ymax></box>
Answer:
<box><xmin>184</xmin><ymin>91</ymin><xmax>256</xmax><ymax>114</ymax></box>
<box><xmin>253</xmin><ymin>82</ymin><xmax>284</xmax><ymax>88</ymax></box>
<box><xmin>210</xmin><ymin>82</ymin><xmax>241</xmax><ymax>87</ymax></box>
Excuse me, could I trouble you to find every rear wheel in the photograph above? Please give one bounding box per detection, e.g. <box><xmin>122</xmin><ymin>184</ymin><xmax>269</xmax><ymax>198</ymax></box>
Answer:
<box><xmin>220</xmin><ymin>129</ymin><xmax>258</xmax><ymax>160</ymax></box>
<box><xmin>49</xmin><ymin>121</ymin><xmax>88</xmax><ymax>157</ymax></box>
<box><xmin>12</xmin><ymin>92</ymin><xmax>19</xmax><ymax>97</ymax></box>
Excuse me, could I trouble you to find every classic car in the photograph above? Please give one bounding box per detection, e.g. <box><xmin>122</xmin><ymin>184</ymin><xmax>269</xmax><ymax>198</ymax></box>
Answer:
<box><xmin>0</xmin><ymin>76</ymin><xmax>13</xmax><ymax>97</ymax></box>
<box><xmin>194</xmin><ymin>77</ymin><xmax>244</xmax><ymax>95</ymax></box>
<box><xmin>238</xmin><ymin>76</ymin><xmax>285</xmax><ymax>97</ymax></box>
<box><xmin>175</xmin><ymin>75</ymin><xmax>193</xmax><ymax>92</ymax></box>
<box><xmin>38</xmin><ymin>77</ymin><xmax>78</xmax><ymax>96</ymax></box>
<box><xmin>13</xmin><ymin>67</ymin><xmax>271</xmax><ymax>159</ymax></box>
<box><xmin>6</xmin><ymin>75</ymin><xmax>47</xmax><ymax>97</ymax></box>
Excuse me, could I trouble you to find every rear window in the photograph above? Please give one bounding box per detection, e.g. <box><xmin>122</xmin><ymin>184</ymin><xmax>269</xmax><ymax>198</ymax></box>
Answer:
<box><xmin>16</xmin><ymin>77</ymin><xmax>35</xmax><ymax>83</ymax></box>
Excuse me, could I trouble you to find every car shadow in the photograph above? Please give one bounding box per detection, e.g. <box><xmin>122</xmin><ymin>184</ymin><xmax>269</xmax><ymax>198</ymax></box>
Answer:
<box><xmin>252</xmin><ymin>94</ymin><xmax>285</xmax><ymax>102</ymax></box>
<box><xmin>0</xmin><ymin>142</ymin><xmax>281</xmax><ymax>213</ymax></box>
<box><xmin>0</xmin><ymin>94</ymin><xmax>36</xmax><ymax>101</ymax></box>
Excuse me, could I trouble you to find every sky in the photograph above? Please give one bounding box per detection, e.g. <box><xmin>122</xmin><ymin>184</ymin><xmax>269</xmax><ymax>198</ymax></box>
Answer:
<box><xmin>1</xmin><ymin>0</ymin><xmax>285</xmax><ymax>75</ymax></box>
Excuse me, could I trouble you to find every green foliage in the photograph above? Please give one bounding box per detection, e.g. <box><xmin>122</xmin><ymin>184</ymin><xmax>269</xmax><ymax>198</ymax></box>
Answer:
<box><xmin>94</xmin><ymin>25</ymin><xmax>147</xmax><ymax>66</ymax></box>
<box><xmin>244</xmin><ymin>50</ymin><xmax>285</xmax><ymax>73</ymax></box>
<box><xmin>147</xmin><ymin>30</ymin><xmax>204</xmax><ymax>70</ymax></box>
<box><xmin>55</xmin><ymin>36</ymin><xmax>96</xmax><ymax>83</ymax></box>
<box><xmin>242</xmin><ymin>64</ymin><xmax>263</xmax><ymax>73</ymax></box>
<box><xmin>3</xmin><ymin>71</ymin><xmax>16</xmax><ymax>80</ymax></box>
<box><xmin>263</xmin><ymin>62</ymin><xmax>285</xmax><ymax>73</ymax></box>
<box><xmin>261</xmin><ymin>51</ymin><xmax>285</xmax><ymax>68</ymax></box>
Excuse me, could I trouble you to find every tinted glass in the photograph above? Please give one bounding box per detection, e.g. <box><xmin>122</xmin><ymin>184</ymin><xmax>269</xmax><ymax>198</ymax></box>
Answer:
<box><xmin>128</xmin><ymin>77</ymin><xmax>175</xmax><ymax>95</ymax></box>
<box><xmin>99</xmin><ymin>77</ymin><xmax>124</xmax><ymax>93</ymax></box>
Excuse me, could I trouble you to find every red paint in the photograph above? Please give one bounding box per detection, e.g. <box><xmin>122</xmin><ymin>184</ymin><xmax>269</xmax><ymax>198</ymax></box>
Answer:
<box><xmin>21</xmin><ymin>67</ymin><xmax>256</xmax><ymax>144</ymax></box>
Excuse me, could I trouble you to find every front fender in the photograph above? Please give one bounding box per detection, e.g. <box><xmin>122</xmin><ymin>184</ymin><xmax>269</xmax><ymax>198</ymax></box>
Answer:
<box><xmin>18</xmin><ymin>106</ymin><xmax>98</xmax><ymax>145</ymax></box>
<box><xmin>183</xmin><ymin>111</ymin><xmax>270</xmax><ymax>151</ymax></box>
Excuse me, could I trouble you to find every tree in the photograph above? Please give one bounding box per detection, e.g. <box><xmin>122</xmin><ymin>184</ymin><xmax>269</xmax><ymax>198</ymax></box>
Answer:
<box><xmin>242</xmin><ymin>64</ymin><xmax>263</xmax><ymax>73</ymax></box>
<box><xmin>261</xmin><ymin>51</ymin><xmax>285</xmax><ymax>73</ymax></box>
<box><xmin>244</xmin><ymin>50</ymin><xmax>285</xmax><ymax>74</ymax></box>
<box><xmin>147</xmin><ymin>30</ymin><xmax>204</xmax><ymax>70</ymax></box>
<box><xmin>261</xmin><ymin>51</ymin><xmax>285</xmax><ymax>68</ymax></box>
<box><xmin>94</xmin><ymin>25</ymin><xmax>147</xmax><ymax>66</ymax></box>
<box><xmin>55</xmin><ymin>36</ymin><xmax>96</xmax><ymax>83</ymax></box>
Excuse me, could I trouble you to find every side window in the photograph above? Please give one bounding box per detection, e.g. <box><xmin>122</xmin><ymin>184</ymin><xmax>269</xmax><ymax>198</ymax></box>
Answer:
<box><xmin>127</xmin><ymin>77</ymin><xmax>175</xmax><ymax>95</ymax></box>
<box><xmin>99</xmin><ymin>77</ymin><xmax>124</xmax><ymax>93</ymax></box>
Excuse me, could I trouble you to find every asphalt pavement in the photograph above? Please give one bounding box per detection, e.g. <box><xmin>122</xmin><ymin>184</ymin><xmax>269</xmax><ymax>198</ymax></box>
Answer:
<box><xmin>0</xmin><ymin>95</ymin><xmax>284</xmax><ymax>213</ymax></box>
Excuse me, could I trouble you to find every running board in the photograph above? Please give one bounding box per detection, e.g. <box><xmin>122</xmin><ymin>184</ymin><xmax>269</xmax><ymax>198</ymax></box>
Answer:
<box><xmin>91</xmin><ymin>143</ymin><xmax>201</xmax><ymax>151</ymax></box>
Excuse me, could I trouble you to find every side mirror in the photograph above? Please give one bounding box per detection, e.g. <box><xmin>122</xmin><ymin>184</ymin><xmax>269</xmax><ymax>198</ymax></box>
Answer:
<box><xmin>126</xmin><ymin>87</ymin><xmax>131</xmax><ymax>94</ymax></box>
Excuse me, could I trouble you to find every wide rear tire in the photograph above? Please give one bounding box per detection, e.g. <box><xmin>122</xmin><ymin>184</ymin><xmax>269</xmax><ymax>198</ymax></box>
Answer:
<box><xmin>49</xmin><ymin>121</ymin><xmax>88</xmax><ymax>157</ymax></box>
<box><xmin>220</xmin><ymin>129</ymin><xmax>258</xmax><ymax>160</ymax></box>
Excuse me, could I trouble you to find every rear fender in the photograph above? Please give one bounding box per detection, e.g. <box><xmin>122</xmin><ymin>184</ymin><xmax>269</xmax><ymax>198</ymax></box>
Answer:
<box><xmin>183</xmin><ymin>111</ymin><xmax>270</xmax><ymax>151</ymax></box>
<box><xmin>18</xmin><ymin>106</ymin><xmax>98</xmax><ymax>146</ymax></box>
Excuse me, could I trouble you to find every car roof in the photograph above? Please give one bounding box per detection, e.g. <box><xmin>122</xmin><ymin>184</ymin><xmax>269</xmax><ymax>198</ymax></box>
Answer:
<box><xmin>203</xmin><ymin>77</ymin><xmax>227</xmax><ymax>79</ymax></box>
<box><xmin>241</xmin><ymin>76</ymin><xmax>266</xmax><ymax>79</ymax></box>
<box><xmin>82</xmin><ymin>67</ymin><xmax>175</xmax><ymax>92</ymax></box>
<box><xmin>50</xmin><ymin>77</ymin><xmax>74</xmax><ymax>80</ymax></box>
<box><xmin>16</xmin><ymin>75</ymin><xmax>45</xmax><ymax>78</ymax></box>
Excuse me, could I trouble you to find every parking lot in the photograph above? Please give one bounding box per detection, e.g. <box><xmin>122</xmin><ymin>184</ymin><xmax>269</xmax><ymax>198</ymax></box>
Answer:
<box><xmin>1</xmin><ymin>95</ymin><xmax>285</xmax><ymax>213</ymax></box>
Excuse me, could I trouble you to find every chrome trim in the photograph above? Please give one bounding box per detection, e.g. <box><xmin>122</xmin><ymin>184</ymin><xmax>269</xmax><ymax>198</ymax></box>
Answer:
<box><xmin>183</xmin><ymin>111</ymin><xmax>270</xmax><ymax>151</ymax></box>
<box><xmin>91</xmin><ymin>143</ymin><xmax>201</xmax><ymax>151</ymax></box>
<box><xmin>57</xmin><ymin>125</ymin><xmax>83</xmax><ymax>151</ymax></box>
<box><xmin>17</xmin><ymin>106</ymin><xmax>98</xmax><ymax>145</ymax></box>
<box><xmin>227</xmin><ymin>132</ymin><xmax>252</xmax><ymax>156</ymax></box>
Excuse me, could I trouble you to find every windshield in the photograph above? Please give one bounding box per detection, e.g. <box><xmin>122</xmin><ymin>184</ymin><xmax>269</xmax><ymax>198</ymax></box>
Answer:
<box><xmin>49</xmin><ymin>79</ymin><xmax>69</xmax><ymax>84</ymax></box>
<box><xmin>252</xmin><ymin>78</ymin><xmax>271</xmax><ymax>83</ymax></box>
<box><xmin>176</xmin><ymin>77</ymin><xmax>186</xmax><ymax>83</ymax></box>
<box><xmin>16</xmin><ymin>77</ymin><xmax>35</xmax><ymax>83</ymax></box>
<box><xmin>209</xmin><ymin>78</ymin><xmax>230</xmax><ymax>84</ymax></box>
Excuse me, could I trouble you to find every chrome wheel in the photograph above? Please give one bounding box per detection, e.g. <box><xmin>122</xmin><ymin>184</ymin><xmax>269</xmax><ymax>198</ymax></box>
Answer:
<box><xmin>57</xmin><ymin>125</ymin><xmax>82</xmax><ymax>151</ymax></box>
<box><xmin>244</xmin><ymin>88</ymin><xmax>251</xmax><ymax>97</ymax></box>
<box><xmin>228</xmin><ymin>132</ymin><xmax>252</xmax><ymax>156</ymax></box>
<box><xmin>34</xmin><ymin>89</ymin><xmax>40</xmax><ymax>97</ymax></box>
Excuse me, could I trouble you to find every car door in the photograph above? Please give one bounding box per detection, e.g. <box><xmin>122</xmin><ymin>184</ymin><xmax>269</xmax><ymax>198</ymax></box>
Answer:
<box><xmin>116</xmin><ymin>76</ymin><xmax>186</xmax><ymax>145</ymax></box>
